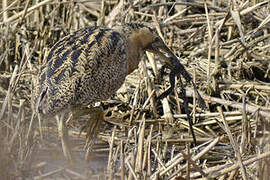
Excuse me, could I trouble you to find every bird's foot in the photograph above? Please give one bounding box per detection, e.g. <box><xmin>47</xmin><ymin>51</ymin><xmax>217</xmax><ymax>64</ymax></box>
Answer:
<box><xmin>72</xmin><ymin>105</ymin><xmax>104</xmax><ymax>160</ymax></box>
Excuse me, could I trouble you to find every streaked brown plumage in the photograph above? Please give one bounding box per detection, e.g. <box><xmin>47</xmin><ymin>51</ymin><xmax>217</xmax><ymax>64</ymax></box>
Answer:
<box><xmin>34</xmin><ymin>24</ymin><xmax>167</xmax><ymax>115</ymax></box>
<box><xmin>34</xmin><ymin>24</ymin><xmax>205</xmax><ymax>160</ymax></box>
<box><xmin>34</xmin><ymin>24</ymin><xmax>179</xmax><ymax>161</ymax></box>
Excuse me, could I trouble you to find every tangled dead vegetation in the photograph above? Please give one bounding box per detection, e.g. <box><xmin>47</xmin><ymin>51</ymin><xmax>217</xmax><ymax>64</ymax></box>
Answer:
<box><xmin>0</xmin><ymin>0</ymin><xmax>270</xmax><ymax>179</ymax></box>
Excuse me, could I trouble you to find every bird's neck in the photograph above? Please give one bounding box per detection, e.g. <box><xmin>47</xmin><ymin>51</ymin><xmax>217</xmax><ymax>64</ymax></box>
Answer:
<box><xmin>115</xmin><ymin>26</ymin><xmax>155</xmax><ymax>74</ymax></box>
<box><xmin>125</xmin><ymin>28</ymin><xmax>155</xmax><ymax>74</ymax></box>
<box><xmin>126</xmin><ymin>35</ymin><xmax>144</xmax><ymax>74</ymax></box>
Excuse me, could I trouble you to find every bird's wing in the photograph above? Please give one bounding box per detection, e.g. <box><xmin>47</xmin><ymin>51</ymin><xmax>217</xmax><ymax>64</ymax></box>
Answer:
<box><xmin>45</xmin><ymin>26</ymin><xmax>125</xmax><ymax>85</ymax></box>
<box><xmin>34</xmin><ymin>26</ymin><xmax>126</xmax><ymax>114</ymax></box>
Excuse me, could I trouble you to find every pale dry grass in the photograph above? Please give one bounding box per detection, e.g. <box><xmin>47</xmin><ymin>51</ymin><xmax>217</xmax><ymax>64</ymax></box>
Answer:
<box><xmin>0</xmin><ymin>0</ymin><xmax>270</xmax><ymax>179</ymax></box>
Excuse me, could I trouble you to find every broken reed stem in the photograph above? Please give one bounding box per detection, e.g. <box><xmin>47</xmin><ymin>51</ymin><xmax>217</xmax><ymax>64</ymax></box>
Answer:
<box><xmin>147</xmin><ymin>125</ymin><xmax>153</xmax><ymax>175</ymax></box>
<box><xmin>168</xmin><ymin>136</ymin><xmax>221</xmax><ymax>179</ymax></box>
<box><xmin>2</xmin><ymin>0</ymin><xmax>8</xmax><ymax>21</ymax></box>
<box><xmin>174</xmin><ymin>111</ymin><xmax>242</xmax><ymax>119</ymax></box>
<box><xmin>108</xmin><ymin>126</ymin><xmax>116</xmax><ymax>179</ymax></box>
<box><xmin>120</xmin><ymin>140</ymin><xmax>125</xmax><ymax>180</ymax></box>
<box><xmin>186</xmin><ymin>88</ymin><xmax>270</xmax><ymax>118</ymax></box>
<box><xmin>0</xmin><ymin>65</ymin><xmax>18</xmax><ymax>122</ymax></box>
<box><xmin>205</xmin><ymin>1</ymin><xmax>213</xmax><ymax>80</ymax></box>
<box><xmin>33</xmin><ymin>168</ymin><xmax>65</xmax><ymax>180</ymax></box>
<box><xmin>127</xmin><ymin>153</ymin><xmax>137</xmax><ymax>180</ymax></box>
<box><xmin>240</xmin><ymin>95</ymin><xmax>248</xmax><ymax>154</ymax></box>
<box><xmin>217</xmin><ymin>106</ymin><xmax>248</xmax><ymax>180</ymax></box>
<box><xmin>141</xmin><ymin>57</ymin><xmax>158</xmax><ymax>117</ymax></box>
<box><xmin>19</xmin><ymin>0</ymin><xmax>31</xmax><ymax>24</ymax></box>
<box><xmin>181</xmin><ymin>150</ymin><xmax>208</xmax><ymax>179</ymax></box>
<box><xmin>161</xmin><ymin>98</ymin><xmax>174</xmax><ymax>124</ymax></box>
<box><xmin>191</xmin><ymin>150</ymin><xmax>270</xmax><ymax>179</ymax></box>
<box><xmin>219</xmin><ymin>83</ymin><xmax>270</xmax><ymax>91</ymax></box>
<box><xmin>1</xmin><ymin>0</ymin><xmax>54</xmax><ymax>24</ymax></box>
<box><xmin>186</xmin><ymin>144</ymin><xmax>190</xmax><ymax>180</ymax></box>
<box><xmin>1</xmin><ymin>1</ymin><xmax>270</xmax><ymax>179</ymax></box>
<box><xmin>135</xmin><ymin>115</ymin><xmax>145</xmax><ymax>173</ymax></box>
<box><xmin>151</xmin><ymin>136</ymin><xmax>221</xmax><ymax>179</ymax></box>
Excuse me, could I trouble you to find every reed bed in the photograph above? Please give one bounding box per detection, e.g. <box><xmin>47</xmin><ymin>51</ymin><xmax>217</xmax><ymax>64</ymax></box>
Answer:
<box><xmin>0</xmin><ymin>0</ymin><xmax>270</xmax><ymax>179</ymax></box>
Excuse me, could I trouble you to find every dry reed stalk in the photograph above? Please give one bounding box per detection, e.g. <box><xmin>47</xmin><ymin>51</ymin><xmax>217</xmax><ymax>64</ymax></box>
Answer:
<box><xmin>107</xmin><ymin>126</ymin><xmax>116</xmax><ymax>179</ymax></box>
<box><xmin>161</xmin><ymin>98</ymin><xmax>174</xmax><ymax>124</ymax></box>
<box><xmin>219</xmin><ymin>83</ymin><xmax>270</xmax><ymax>91</ymax></box>
<box><xmin>146</xmin><ymin>124</ymin><xmax>153</xmax><ymax>175</ymax></box>
<box><xmin>240</xmin><ymin>95</ymin><xmax>249</xmax><ymax>154</ymax></box>
<box><xmin>141</xmin><ymin>58</ymin><xmax>158</xmax><ymax>117</ymax></box>
<box><xmin>127</xmin><ymin>152</ymin><xmax>137</xmax><ymax>180</ymax></box>
<box><xmin>174</xmin><ymin>111</ymin><xmax>242</xmax><ymax>119</ymax></box>
<box><xmin>178</xmin><ymin>119</ymin><xmax>212</xmax><ymax>137</ymax></box>
<box><xmin>34</xmin><ymin>168</ymin><xmax>64</xmax><ymax>180</ymax></box>
<box><xmin>129</xmin><ymin>80</ymin><xmax>141</xmax><ymax>125</ymax></box>
<box><xmin>185</xmin><ymin>88</ymin><xmax>270</xmax><ymax>118</ymax></box>
<box><xmin>205</xmin><ymin>1</ymin><xmax>213</xmax><ymax>81</ymax></box>
<box><xmin>8</xmin><ymin>99</ymin><xmax>24</xmax><ymax>148</ymax></box>
<box><xmin>191</xmin><ymin>150</ymin><xmax>270</xmax><ymax>179</ymax></box>
<box><xmin>1</xmin><ymin>0</ymin><xmax>54</xmax><ymax>25</ymax></box>
<box><xmin>19</xmin><ymin>0</ymin><xmax>31</xmax><ymax>24</ymax></box>
<box><xmin>151</xmin><ymin>136</ymin><xmax>221</xmax><ymax>179</ymax></box>
<box><xmin>120</xmin><ymin>140</ymin><xmax>125</xmax><ymax>180</ymax></box>
<box><xmin>2</xmin><ymin>0</ymin><xmax>8</xmax><ymax>22</ymax></box>
<box><xmin>135</xmin><ymin>114</ymin><xmax>145</xmax><ymax>173</ymax></box>
<box><xmin>218</xmin><ymin>106</ymin><xmax>248</xmax><ymax>180</ymax></box>
<box><xmin>0</xmin><ymin>65</ymin><xmax>18</xmax><ymax>121</ymax></box>
<box><xmin>181</xmin><ymin>149</ymin><xmax>208</xmax><ymax>179</ymax></box>
<box><xmin>65</xmin><ymin>168</ymin><xmax>88</xmax><ymax>179</ymax></box>
<box><xmin>1</xmin><ymin>0</ymin><xmax>270</xmax><ymax>179</ymax></box>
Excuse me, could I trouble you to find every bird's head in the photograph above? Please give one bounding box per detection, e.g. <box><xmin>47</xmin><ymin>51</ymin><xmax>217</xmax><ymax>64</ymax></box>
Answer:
<box><xmin>114</xmin><ymin>23</ymin><xmax>178</xmax><ymax>73</ymax></box>
<box><xmin>143</xmin><ymin>34</ymin><xmax>177</xmax><ymax>68</ymax></box>
<box><xmin>125</xmin><ymin>24</ymin><xmax>177</xmax><ymax>68</ymax></box>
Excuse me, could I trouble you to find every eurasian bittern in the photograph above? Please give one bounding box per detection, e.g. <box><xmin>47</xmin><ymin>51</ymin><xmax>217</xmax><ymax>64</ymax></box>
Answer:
<box><xmin>34</xmin><ymin>23</ymin><xmax>205</xmax><ymax>161</ymax></box>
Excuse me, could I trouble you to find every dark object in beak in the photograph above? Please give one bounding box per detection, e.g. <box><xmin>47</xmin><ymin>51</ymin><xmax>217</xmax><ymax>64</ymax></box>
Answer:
<box><xmin>158</xmin><ymin>56</ymin><xmax>206</xmax><ymax>110</ymax></box>
<box><xmin>145</xmin><ymin>39</ymin><xmax>206</xmax><ymax>110</ymax></box>
<box><xmin>144</xmin><ymin>38</ymin><xmax>176</xmax><ymax>68</ymax></box>
<box><xmin>145</xmin><ymin>38</ymin><xmax>207</xmax><ymax>146</ymax></box>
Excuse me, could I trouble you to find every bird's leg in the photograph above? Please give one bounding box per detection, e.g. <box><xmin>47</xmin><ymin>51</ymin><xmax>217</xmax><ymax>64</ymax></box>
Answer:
<box><xmin>82</xmin><ymin>106</ymin><xmax>104</xmax><ymax>147</ymax></box>
<box><xmin>72</xmin><ymin>105</ymin><xmax>104</xmax><ymax>152</ymax></box>
<box><xmin>56</xmin><ymin>113</ymin><xmax>74</xmax><ymax>164</ymax></box>
<box><xmin>74</xmin><ymin>105</ymin><xmax>104</xmax><ymax>161</ymax></box>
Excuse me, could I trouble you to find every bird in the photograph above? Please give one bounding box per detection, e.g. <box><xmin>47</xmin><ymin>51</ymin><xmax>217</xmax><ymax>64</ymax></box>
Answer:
<box><xmin>35</xmin><ymin>24</ymin><xmax>178</xmax><ymax>115</ymax></box>
<box><xmin>34</xmin><ymin>23</ymin><xmax>202</xmax><ymax>161</ymax></box>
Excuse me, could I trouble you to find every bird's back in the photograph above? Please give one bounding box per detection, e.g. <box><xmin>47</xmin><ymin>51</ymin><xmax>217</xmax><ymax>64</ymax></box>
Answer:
<box><xmin>35</xmin><ymin>26</ymin><xmax>127</xmax><ymax>115</ymax></box>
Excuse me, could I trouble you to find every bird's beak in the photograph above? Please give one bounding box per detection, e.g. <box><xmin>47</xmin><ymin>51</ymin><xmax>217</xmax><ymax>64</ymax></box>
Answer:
<box><xmin>144</xmin><ymin>40</ymin><xmax>178</xmax><ymax>68</ymax></box>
